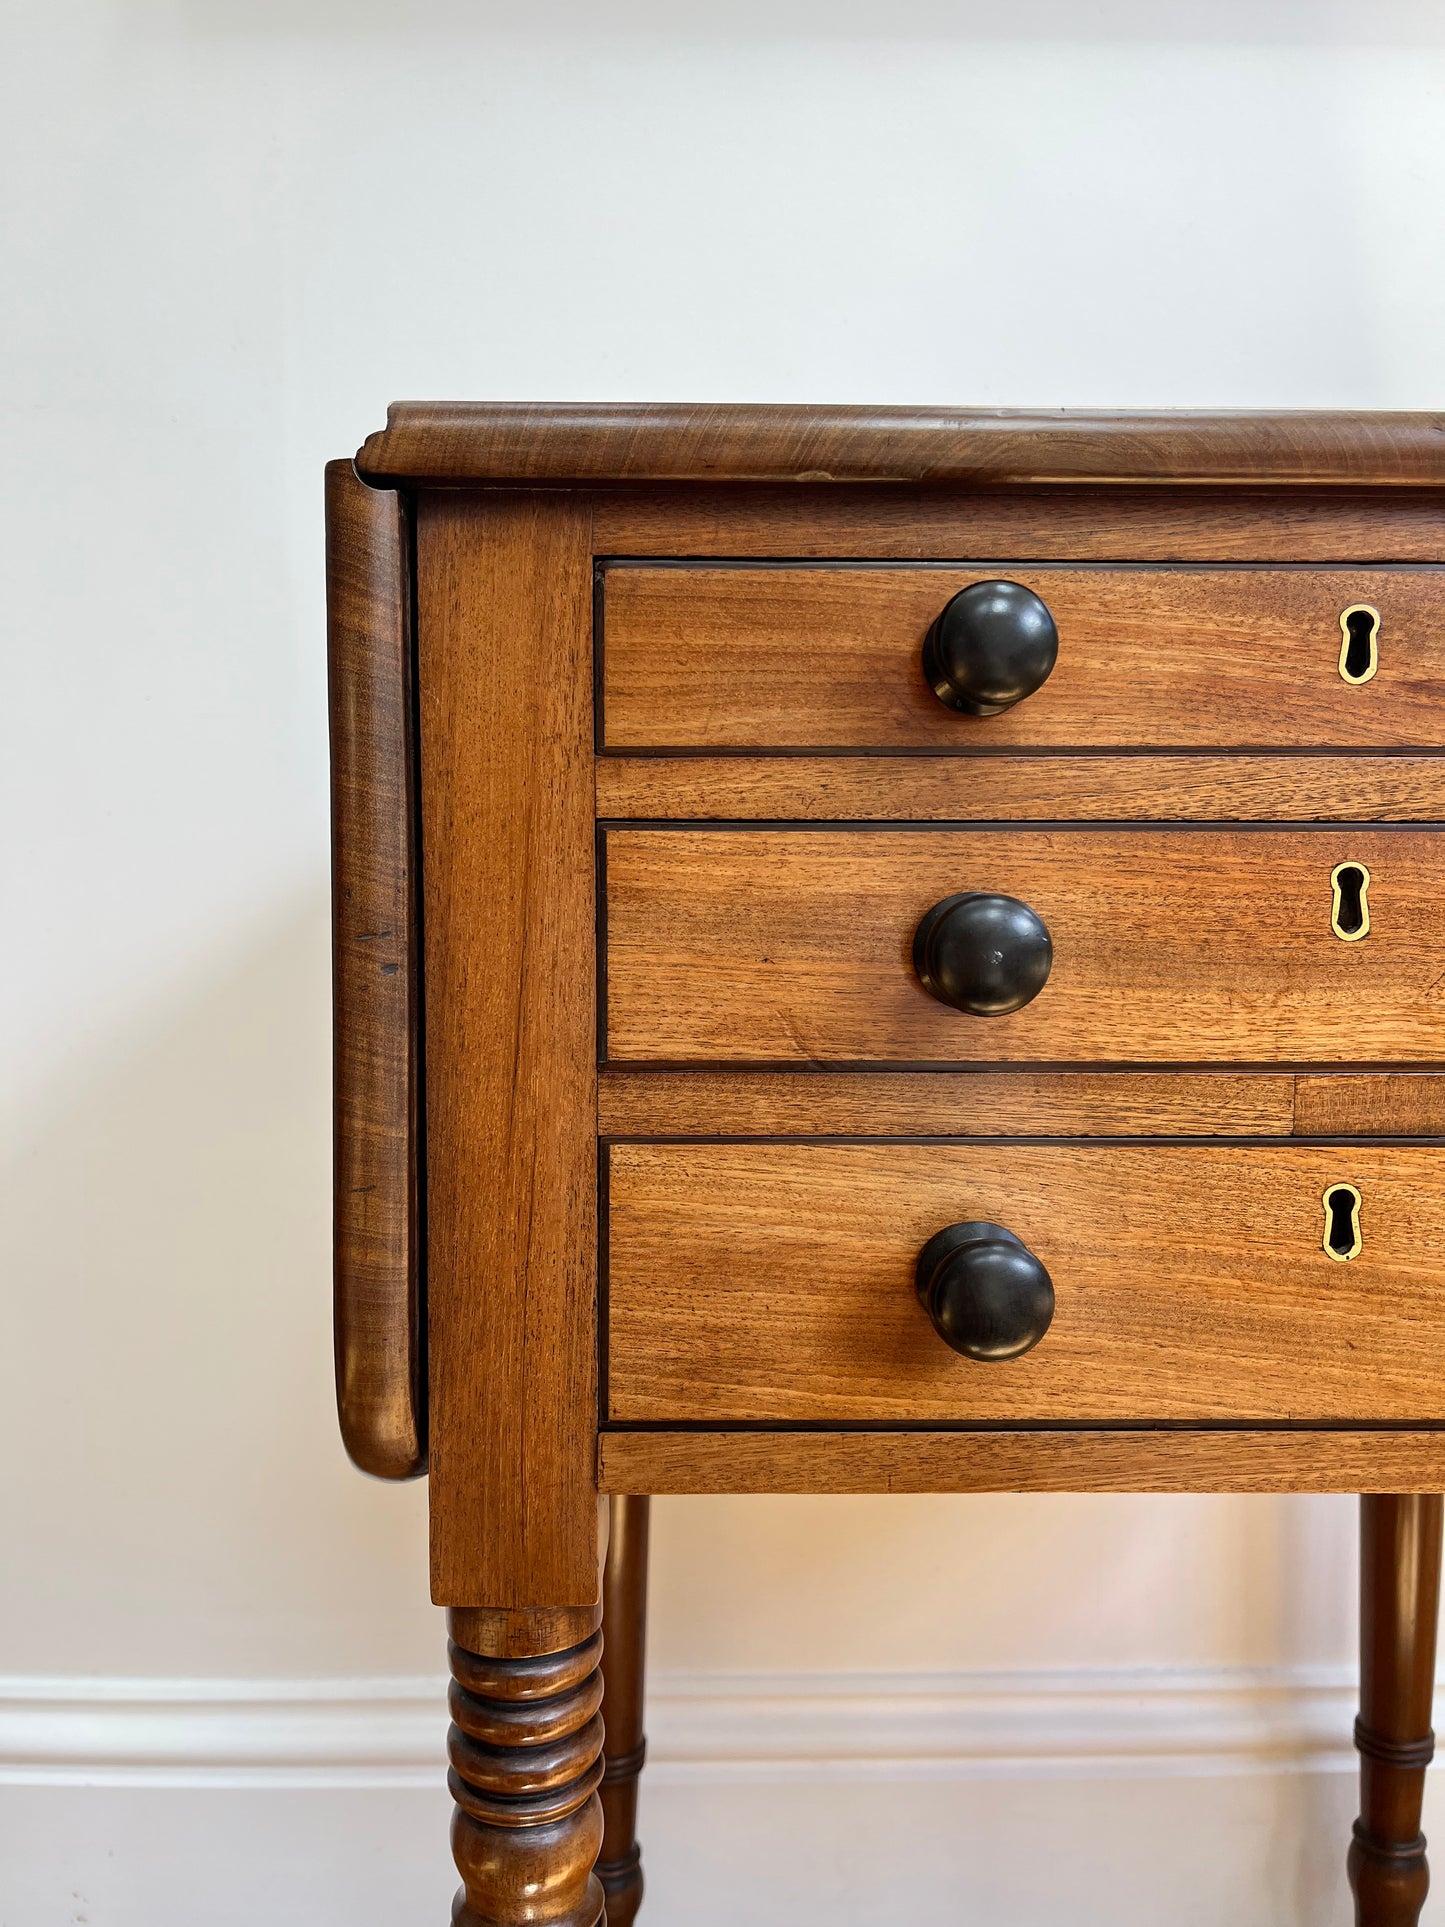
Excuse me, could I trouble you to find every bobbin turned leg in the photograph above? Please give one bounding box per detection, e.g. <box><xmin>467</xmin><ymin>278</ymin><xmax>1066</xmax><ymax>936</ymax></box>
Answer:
<box><xmin>599</xmin><ymin>1498</ymin><xmax>651</xmax><ymax>1925</ymax></box>
<box><xmin>447</xmin><ymin>1607</ymin><xmax>607</xmax><ymax>1927</ymax></box>
<box><xmin>1349</xmin><ymin>1495</ymin><xmax>1444</xmax><ymax>1927</ymax></box>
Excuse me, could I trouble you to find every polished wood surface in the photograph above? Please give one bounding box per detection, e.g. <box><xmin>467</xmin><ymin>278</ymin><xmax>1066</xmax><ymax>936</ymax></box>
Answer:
<box><xmin>597</xmin><ymin>754</ymin><xmax>1445</xmax><ymax>824</ymax></box>
<box><xmin>592</xmin><ymin>485</ymin><xmax>1445</xmax><ymax>564</ymax></box>
<box><xmin>598</xmin><ymin>1069</ymin><xmax>1297</xmax><ymax>1138</ymax></box>
<box><xmin>325</xmin><ymin>459</ymin><xmax>425</xmax><ymax>1481</ymax></box>
<box><xmin>602</xmin><ymin>566</ymin><xmax>1445</xmax><ymax>751</ymax></box>
<box><xmin>598</xmin><ymin>1497</ymin><xmax>650</xmax><ymax>1927</ymax></box>
<box><xmin>1297</xmin><ymin>1075</ymin><xmax>1445</xmax><ymax>1137</ymax></box>
<box><xmin>417</xmin><ymin>493</ymin><xmax>600</xmax><ymax>1607</ymax></box>
<box><xmin>329</xmin><ymin>409</ymin><xmax>1445</xmax><ymax>1922</ymax></box>
<box><xmin>358</xmin><ymin>404</ymin><xmax>1445</xmax><ymax>488</ymax></box>
<box><xmin>1349</xmin><ymin>1495</ymin><xmax>1443</xmax><ymax>1927</ymax></box>
<box><xmin>597</xmin><ymin>1430</ymin><xmax>1445</xmax><ymax>1496</ymax></box>
<box><xmin>599</xmin><ymin>1070</ymin><xmax>1445</xmax><ymax>1139</ymax></box>
<box><xmin>606</xmin><ymin>1142</ymin><xmax>1445</xmax><ymax>1423</ymax></box>
<box><xmin>604</xmin><ymin>828</ymin><xmax>1445</xmax><ymax>1066</ymax></box>
<box><xmin>449</xmin><ymin>1606</ymin><xmax>605</xmax><ymax>1661</ymax></box>
<box><xmin>447</xmin><ymin>1611</ymin><xmax>606</xmax><ymax>1927</ymax></box>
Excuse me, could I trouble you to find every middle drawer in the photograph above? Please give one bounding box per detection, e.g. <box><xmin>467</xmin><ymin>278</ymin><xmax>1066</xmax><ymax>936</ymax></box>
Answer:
<box><xmin>603</xmin><ymin>828</ymin><xmax>1445</xmax><ymax>1063</ymax></box>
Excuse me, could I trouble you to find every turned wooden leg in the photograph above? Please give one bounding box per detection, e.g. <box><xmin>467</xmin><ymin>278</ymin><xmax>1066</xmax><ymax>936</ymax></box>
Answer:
<box><xmin>1349</xmin><ymin>1494</ymin><xmax>1444</xmax><ymax>1927</ymax></box>
<box><xmin>599</xmin><ymin>1497</ymin><xmax>651</xmax><ymax>1926</ymax></box>
<box><xmin>447</xmin><ymin>1606</ymin><xmax>607</xmax><ymax>1927</ymax></box>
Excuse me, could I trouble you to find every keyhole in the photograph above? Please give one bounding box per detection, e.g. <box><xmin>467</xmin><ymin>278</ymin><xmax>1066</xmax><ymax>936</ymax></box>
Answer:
<box><xmin>1330</xmin><ymin>861</ymin><xmax>1371</xmax><ymax>941</ymax></box>
<box><xmin>1338</xmin><ymin>604</ymin><xmax>1380</xmax><ymax>685</ymax></box>
<box><xmin>1323</xmin><ymin>1183</ymin><xmax>1363</xmax><ymax>1262</ymax></box>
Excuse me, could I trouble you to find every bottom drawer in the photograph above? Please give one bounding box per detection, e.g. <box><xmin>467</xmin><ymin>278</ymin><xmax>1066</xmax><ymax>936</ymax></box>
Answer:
<box><xmin>605</xmin><ymin>1143</ymin><xmax>1445</xmax><ymax>1424</ymax></box>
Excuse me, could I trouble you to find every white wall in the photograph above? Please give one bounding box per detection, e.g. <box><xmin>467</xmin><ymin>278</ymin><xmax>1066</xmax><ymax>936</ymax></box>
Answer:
<box><xmin>4</xmin><ymin>1</ymin><xmax>1445</xmax><ymax>1920</ymax></box>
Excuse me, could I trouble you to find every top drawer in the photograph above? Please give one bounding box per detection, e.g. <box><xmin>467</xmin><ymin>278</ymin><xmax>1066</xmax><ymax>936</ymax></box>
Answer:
<box><xmin>600</xmin><ymin>565</ymin><xmax>1445</xmax><ymax>750</ymax></box>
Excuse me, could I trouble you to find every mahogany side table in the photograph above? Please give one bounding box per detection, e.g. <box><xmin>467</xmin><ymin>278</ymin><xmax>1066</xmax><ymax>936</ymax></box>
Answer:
<box><xmin>327</xmin><ymin>404</ymin><xmax>1445</xmax><ymax>1926</ymax></box>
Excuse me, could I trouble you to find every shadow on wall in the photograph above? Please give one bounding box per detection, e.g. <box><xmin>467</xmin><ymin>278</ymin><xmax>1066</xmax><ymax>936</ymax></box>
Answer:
<box><xmin>648</xmin><ymin>1486</ymin><xmax>1354</xmax><ymax>1675</ymax></box>
<box><xmin>0</xmin><ymin>885</ymin><xmax>436</xmax><ymax>1680</ymax></box>
<box><xmin>643</xmin><ymin>1490</ymin><xmax>1357</xmax><ymax>1917</ymax></box>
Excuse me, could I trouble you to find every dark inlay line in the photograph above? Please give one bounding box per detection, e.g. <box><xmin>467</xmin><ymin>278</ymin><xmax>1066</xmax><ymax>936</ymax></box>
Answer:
<box><xmin>597</xmin><ymin>1418</ymin><xmax>1445</xmax><ymax>1436</ymax></box>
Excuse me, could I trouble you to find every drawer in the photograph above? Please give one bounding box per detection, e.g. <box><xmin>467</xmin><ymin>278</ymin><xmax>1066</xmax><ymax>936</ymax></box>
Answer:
<box><xmin>600</xmin><ymin>565</ymin><xmax>1445</xmax><ymax>749</ymax></box>
<box><xmin>603</xmin><ymin>828</ymin><xmax>1445</xmax><ymax>1064</ymax></box>
<box><xmin>605</xmin><ymin>1142</ymin><xmax>1445</xmax><ymax>1423</ymax></box>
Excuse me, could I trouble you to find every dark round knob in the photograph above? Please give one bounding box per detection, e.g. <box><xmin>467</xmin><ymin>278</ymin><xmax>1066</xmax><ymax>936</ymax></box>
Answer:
<box><xmin>923</xmin><ymin>579</ymin><xmax>1058</xmax><ymax>716</ymax></box>
<box><xmin>913</xmin><ymin>892</ymin><xmax>1052</xmax><ymax>1016</ymax></box>
<box><xmin>916</xmin><ymin>1221</ymin><xmax>1054</xmax><ymax>1362</ymax></box>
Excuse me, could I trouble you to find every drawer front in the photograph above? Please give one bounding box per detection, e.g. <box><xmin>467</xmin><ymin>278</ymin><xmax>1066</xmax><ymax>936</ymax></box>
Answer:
<box><xmin>604</xmin><ymin>829</ymin><xmax>1445</xmax><ymax>1064</ymax></box>
<box><xmin>606</xmin><ymin>1143</ymin><xmax>1445</xmax><ymax>1423</ymax></box>
<box><xmin>601</xmin><ymin>565</ymin><xmax>1445</xmax><ymax>749</ymax></box>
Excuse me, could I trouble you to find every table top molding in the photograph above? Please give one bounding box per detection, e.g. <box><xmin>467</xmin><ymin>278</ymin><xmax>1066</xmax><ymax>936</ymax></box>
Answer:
<box><xmin>357</xmin><ymin>403</ymin><xmax>1445</xmax><ymax>490</ymax></box>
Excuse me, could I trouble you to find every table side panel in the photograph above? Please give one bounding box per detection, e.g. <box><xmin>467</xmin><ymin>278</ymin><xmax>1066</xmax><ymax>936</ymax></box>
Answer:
<box><xmin>598</xmin><ymin>1429</ymin><xmax>1445</xmax><ymax>1495</ymax></box>
<box><xmin>417</xmin><ymin>491</ymin><xmax>599</xmax><ymax>1607</ymax></box>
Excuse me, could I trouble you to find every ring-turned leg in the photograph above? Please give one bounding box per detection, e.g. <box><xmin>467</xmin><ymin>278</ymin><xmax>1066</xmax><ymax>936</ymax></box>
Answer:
<box><xmin>599</xmin><ymin>1497</ymin><xmax>651</xmax><ymax>1925</ymax></box>
<box><xmin>1349</xmin><ymin>1495</ymin><xmax>1444</xmax><ymax>1927</ymax></box>
<box><xmin>447</xmin><ymin>1606</ymin><xmax>606</xmax><ymax>1927</ymax></box>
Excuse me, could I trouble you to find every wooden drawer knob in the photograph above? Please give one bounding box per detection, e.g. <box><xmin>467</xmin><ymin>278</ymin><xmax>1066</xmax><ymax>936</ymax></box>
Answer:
<box><xmin>923</xmin><ymin>579</ymin><xmax>1059</xmax><ymax>715</ymax></box>
<box><xmin>913</xmin><ymin>891</ymin><xmax>1053</xmax><ymax>1016</ymax></box>
<box><xmin>916</xmin><ymin>1221</ymin><xmax>1055</xmax><ymax>1361</ymax></box>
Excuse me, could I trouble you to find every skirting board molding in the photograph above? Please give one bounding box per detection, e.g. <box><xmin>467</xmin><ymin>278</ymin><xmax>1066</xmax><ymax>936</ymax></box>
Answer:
<box><xmin>0</xmin><ymin>1665</ymin><xmax>1365</xmax><ymax>1790</ymax></box>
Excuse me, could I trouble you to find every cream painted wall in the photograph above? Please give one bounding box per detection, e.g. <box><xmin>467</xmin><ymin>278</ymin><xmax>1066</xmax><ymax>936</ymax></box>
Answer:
<box><xmin>4</xmin><ymin>2</ymin><xmax>1445</xmax><ymax>1919</ymax></box>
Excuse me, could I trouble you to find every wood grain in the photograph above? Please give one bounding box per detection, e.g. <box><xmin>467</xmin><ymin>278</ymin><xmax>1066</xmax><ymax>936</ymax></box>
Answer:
<box><xmin>1296</xmin><ymin>1075</ymin><xmax>1445</xmax><ymax>1137</ymax></box>
<box><xmin>337</xmin><ymin>406</ymin><xmax>1445</xmax><ymax>1923</ymax></box>
<box><xmin>592</xmin><ymin>486</ymin><xmax>1445</xmax><ymax>564</ymax></box>
<box><xmin>598</xmin><ymin>1071</ymin><xmax>1296</xmax><ymax>1138</ymax></box>
<box><xmin>597</xmin><ymin>1496</ymin><xmax>649</xmax><ymax>1927</ymax></box>
<box><xmin>605</xmin><ymin>1142</ymin><xmax>1445</xmax><ymax>1423</ymax></box>
<box><xmin>601</xmin><ymin>566</ymin><xmax>1445</xmax><ymax>751</ymax></box>
<box><xmin>1349</xmin><ymin>1495</ymin><xmax>1443</xmax><ymax>1927</ymax></box>
<box><xmin>418</xmin><ymin>493</ymin><xmax>600</xmax><ymax>1608</ymax></box>
<box><xmin>597</xmin><ymin>754</ymin><xmax>1445</xmax><ymax>823</ymax></box>
<box><xmin>357</xmin><ymin>404</ymin><xmax>1445</xmax><ymax>488</ymax></box>
<box><xmin>325</xmin><ymin>459</ymin><xmax>425</xmax><ymax>1481</ymax></box>
<box><xmin>449</xmin><ymin>1604</ymin><xmax>603</xmax><ymax>1660</ymax></box>
<box><xmin>604</xmin><ymin>828</ymin><xmax>1445</xmax><ymax>1065</ymax></box>
<box><xmin>447</xmin><ymin>1618</ymin><xmax>606</xmax><ymax>1927</ymax></box>
<box><xmin>597</xmin><ymin>1429</ymin><xmax>1445</xmax><ymax>1496</ymax></box>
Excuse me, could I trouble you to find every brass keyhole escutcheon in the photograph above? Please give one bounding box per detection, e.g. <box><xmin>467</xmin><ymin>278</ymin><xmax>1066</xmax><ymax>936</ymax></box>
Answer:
<box><xmin>1339</xmin><ymin>603</ymin><xmax>1380</xmax><ymax>685</ymax></box>
<box><xmin>1330</xmin><ymin>861</ymin><xmax>1371</xmax><ymax>942</ymax></box>
<box><xmin>1323</xmin><ymin>1183</ymin><xmax>1363</xmax><ymax>1262</ymax></box>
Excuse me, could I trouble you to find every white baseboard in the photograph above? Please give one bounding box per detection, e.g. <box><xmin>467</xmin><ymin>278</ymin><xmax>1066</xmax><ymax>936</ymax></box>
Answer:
<box><xmin>0</xmin><ymin>1664</ymin><xmax>1360</xmax><ymax>1790</ymax></box>
<box><xmin>647</xmin><ymin>1664</ymin><xmax>1359</xmax><ymax>1783</ymax></box>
